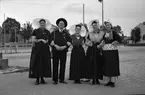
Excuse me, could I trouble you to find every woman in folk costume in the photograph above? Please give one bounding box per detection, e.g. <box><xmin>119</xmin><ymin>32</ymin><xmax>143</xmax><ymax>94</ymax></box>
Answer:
<box><xmin>102</xmin><ymin>21</ymin><xmax>121</xmax><ymax>87</ymax></box>
<box><xmin>85</xmin><ymin>19</ymin><xmax>105</xmax><ymax>85</ymax></box>
<box><xmin>69</xmin><ymin>24</ymin><xmax>86</xmax><ymax>84</ymax></box>
<box><xmin>29</xmin><ymin>19</ymin><xmax>52</xmax><ymax>85</ymax></box>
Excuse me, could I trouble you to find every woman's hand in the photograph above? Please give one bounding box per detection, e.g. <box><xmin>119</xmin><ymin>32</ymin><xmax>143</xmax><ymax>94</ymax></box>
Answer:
<box><xmin>54</xmin><ymin>45</ymin><xmax>60</xmax><ymax>50</ymax></box>
<box><xmin>100</xmin><ymin>40</ymin><xmax>105</xmax><ymax>47</ymax></box>
<box><xmin>67</xmin><ymin>42</ymin><xmax>71</xmax><ymax>46</ymax></box>
<box><xmin>50</xmin><ymin>41</ymin><xmax>55</xmax><ymax>46</ymax></box>
<box><xmin>59</xmin><ymin>46</ymin><xmax>67</xmax><ymax>51</ymax></box>
<box><xmin>112</xmin><ymin>41</ymin><xmax>119</xmax><ymax>46</ymax></box>
<box><xmin>88</xmin><ymin>41</ymin><xmax>93</xmax><ymax>47</ymax></box>
<box><xmin>35</xmin><ymin>39</ymin><xmax>42</xmax><ymax>43</ymax></box>
<box><xmin>41</xmin><ymin>39</ymin><xmax>48</xmax><ymax>43</ymax></box>
<box><xmin>97</xmin><ymin>45</ymin><xmax>101</xmax><ymax>49</ymax></box>
<box><xmin>85</xmin><ymin>40</ymin><xmax>92</xmax><ymax>47</ymax></box>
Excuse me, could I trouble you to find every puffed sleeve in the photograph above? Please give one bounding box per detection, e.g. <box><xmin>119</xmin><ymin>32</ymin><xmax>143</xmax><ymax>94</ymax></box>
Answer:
<box><xmin>64</xmin><ymin>30</ymin><xmax>72</xmax><ymax>43</ymax></box>
<box><xmin>49</xmin><ymin>31</ymin><xmax>55</xmax><ymax>43</ymax></box>
<box><xmin>31</xmin><ymin>29</ymin><xmax>37</xmax><ymax>36</ymax></box>
<box><xmin>47</xmin><ymin>30</ymin><xmax>52</xmax><ymax>44</ymax></box>
<box><xmin>86</xmin><ymin>32</ymin><xmax>90</xmax><ymax>40</ymax></box>
<box><xmin>113</xmin><ymin>31</ymin><xmax>122</xmax><ymax>43</ymax></box>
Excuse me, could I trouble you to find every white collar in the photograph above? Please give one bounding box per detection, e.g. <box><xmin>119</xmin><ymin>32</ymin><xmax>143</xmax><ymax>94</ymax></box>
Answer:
<box><xmin>59</xmin><ymin>28</ymin><xmax>64</xmax><ymax>32</ymax></box>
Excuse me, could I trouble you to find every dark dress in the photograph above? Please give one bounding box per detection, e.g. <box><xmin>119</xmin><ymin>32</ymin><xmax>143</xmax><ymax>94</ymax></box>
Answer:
<box><xmin>69</xmin><ymin>34</ymin><xmax>86</xmax><ymax>80</ymax></box>
<box><xmin>29</xmin><ymin>28</ymin><xmax>51</xmax><ymax>78</ymax></box>
<box><xmin>85</xmin><ymin>32</ymin><xmax>104</xmax><ymax>80</ymax></box>
<box><xmin>102</xmin><ymin>31</ymin><xmax>121</xmax><ymax>78</ymax></box>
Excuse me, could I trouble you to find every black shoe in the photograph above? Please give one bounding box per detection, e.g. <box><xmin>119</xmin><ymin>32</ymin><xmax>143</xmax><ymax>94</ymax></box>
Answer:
<box><xmin>41</xmin><ymin>79</ymin><xmax>46</xmax><ymax>84</ymax></box>
<box><xmin>74</xmin><ymin>80</ymin><xmax>77</xmax><ymax>84</ymax></box>
<box><xmin>81</xmin><ymin>79</ymin><xmax>90</xmax><ymax>82</ymax></box>
<box><xmin>95</xmin><ymin>79</ymin><xmax>100</xmax><ymax>85</ymax></box>
<box><xmin>53</xmin><ymin>81</ymin><xmax>58</xmax><ymax>85</ymax></box>
<box><xmin>105</xmin><ymin>82</ymin><xmax>112</xmax><ymax>86</ymax></box>
<box><xmin>35</xmin><ymin>80</ymin><xmax>39</xmax><ymax>85</ymax></box>
<box><xmin>110</xmin><ymin>82</ymin><xmax>115</xmax><ymax>87</ymax></box>
<box><xmin>59</xmin><ymin>80</ymin><xmax>68</xmax><ymax>84</ymax></box>
<box><xmin>74</xmin><ymin>80</ymin><xmax>81</xmax><ymax>84</ymax></box>
<box><xmin>77</xmin><ymin>80</ymin><xmax>81</xmax><ymax>84</ymax></box>
<box><xmin>92</xmin><ymin>79</ymin><xmax>95</xmax><ymax>85</ymax></box>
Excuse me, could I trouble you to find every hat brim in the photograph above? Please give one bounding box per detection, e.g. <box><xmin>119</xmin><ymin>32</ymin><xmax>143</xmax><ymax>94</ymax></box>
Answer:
<box><xmin>69</xmin><ymin>24</ymin><xmax>87</xmax><ymax>37</ymax></box>
<box><xmin>88</xmin><ymin>19</ymin><xmax>100</xmax><ymax>32</ymax></box>
<box><xmin>56</xmin><ymin>18</ymin><xmax>67</xmax><ymax>27</ymax></box>
<box><xmin>32</xmin><ymin>18</ymin><xmax>52</xmax><ymax>31</ymax></box>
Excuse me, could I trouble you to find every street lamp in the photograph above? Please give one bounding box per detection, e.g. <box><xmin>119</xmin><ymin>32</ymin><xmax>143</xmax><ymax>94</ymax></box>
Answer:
<box><xmin>98</xmin><ymin>0</ymin><xmax>104</xmax><ymax>26</ymax></box>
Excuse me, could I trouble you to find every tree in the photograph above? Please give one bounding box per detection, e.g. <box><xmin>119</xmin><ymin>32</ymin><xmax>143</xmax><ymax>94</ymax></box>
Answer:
<box><xmin>0</xmin><ymin>26</ymin><xmax>2</xmax><ymax>34</ymax></box>
<box><xmin>130</xmin><ymin>27</ymin><xmax>141</xmax><ymax>43</ymax></box>
<box><xmin>113</xmin><ymin>25</ymin><xmax>124</xmax><ymax>43</ymax></box>
<box><xmin>9</xmin><ymin>27</ymin><xmax>19</xmax><ymax>42</ymax></box>
<box><xmin>2</xmin><ymin>17</ymin><xmax>20</xmax><ymax>34</ymax></box>
<box><xmin>113</xmin><ymin>25</ymin><xmax>122</xmax><ymax>34</ymax></box>
<box><xmin>142</xmin><ymin>34</ymin><xmax>145</xmax><ymax>41</ymax></box>
<box><xmin>20</xmin><ymin>22</ymin><xmax>33</xmax><ymax>43</ymax></box>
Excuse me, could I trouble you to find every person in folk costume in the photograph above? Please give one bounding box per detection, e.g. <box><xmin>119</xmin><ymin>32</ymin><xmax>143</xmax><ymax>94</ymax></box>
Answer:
<box><xmin>78</xmin><ymin>24</ymin><xmax>91</xmax><ymax>83</ymax></box>
<box><xmin>50</xmin><ymin>18</ymin><xmax>72</xmax><ymax>85</ymax></box>
<box><xmin>85</xmin><ymin>19</ymin><xmax>105</xmax><ymax>85</ymax></box>
<box><xmin>29</xmin><ymin>19</ymin><xmax>52</xmax><ymax>85</ymax></box>
<box><xmin>102</xmin><ymin>21</ymin><xmax>121</xmax><ymax>87</ymax></box>
<box><xmin>69</xmin><ymin>24</ymin><xmax>86</xmax><ymax>84</ymax></box>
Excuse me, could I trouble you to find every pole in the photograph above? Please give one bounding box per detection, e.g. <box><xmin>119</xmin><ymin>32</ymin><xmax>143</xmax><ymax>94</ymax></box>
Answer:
<box><xmin>83</xmin><ymin>3</ymin><xmax>85</xmax><ymax>24</ymax></box>
<box><xmin>0</xmin><ymin>0</ymin><xmax>2</xmax><ymax>53</ymax></box>
<box><xmin>4</xmin><ymin>13</ymin><xmax>6</xmax><ymax>53</ymax></box>
<box><xmin>102</xmin><ymin>0</ymin><xmax>104</xmax><ymax>26</ymax></box>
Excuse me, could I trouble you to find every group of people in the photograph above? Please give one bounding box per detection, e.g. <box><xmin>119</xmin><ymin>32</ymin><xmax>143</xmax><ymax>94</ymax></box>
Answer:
<box><xmin>29</xmin><ymin>17</ymin><xmax>121</xmax><ymax>88</ymax></box>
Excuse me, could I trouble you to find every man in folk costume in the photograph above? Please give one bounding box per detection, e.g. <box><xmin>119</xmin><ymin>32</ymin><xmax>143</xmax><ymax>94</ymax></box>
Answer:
<box><xmin>50</xmin><ymin>18</ymin><xmax>72</xmax><ymax>85</ymax></box>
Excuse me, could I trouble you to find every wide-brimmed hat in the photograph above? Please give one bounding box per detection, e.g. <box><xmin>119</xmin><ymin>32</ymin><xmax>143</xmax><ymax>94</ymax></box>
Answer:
<box><xmin>88</xmin><ymin>19</ymin><xmax>100</xmax><ymax>32</ymax></box>
<box><xmin>32</xmin><ymin>18</ymin><xmax>52</xmax><ymax>31</ymax></box>
<box><xmin>56</xmin><ymin>18</ymin><xmax>68</xmax><ymax>27</ymax></box>
<box><xmin>104</xmin><ymin>21</ymin><xmax>113</xmax><ymax>27</ymax></box>
<box><xmin>69</xmin><ymin>24</ymin><xmax>87</xmax><ymax>37</ymax></box>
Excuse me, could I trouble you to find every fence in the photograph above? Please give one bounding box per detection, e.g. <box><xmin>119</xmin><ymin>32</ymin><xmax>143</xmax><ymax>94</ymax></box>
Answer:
<box><xmin>0</xmin><ymin>43</ymin><xmax>32</xmax><ymax>54</ymax></box>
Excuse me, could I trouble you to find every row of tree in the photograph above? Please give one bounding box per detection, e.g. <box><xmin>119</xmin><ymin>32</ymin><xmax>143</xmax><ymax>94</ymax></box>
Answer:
<box><xmin>0</xmin><ymin>17</ymin><xmax>33</xmax><ymax>43</ymax></box>
<box><xmin>1</xmin><ymin>17</ymin><xmax>126</xmax><ymax>44</ymax></box>
<box><xmin>130</xmin><ymin>22</ymin><xmax>145</xmax><ymax>43</ymax></box>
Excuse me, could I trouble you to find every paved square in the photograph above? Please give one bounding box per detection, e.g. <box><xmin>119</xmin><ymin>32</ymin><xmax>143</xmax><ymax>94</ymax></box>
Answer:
<box><xmin>0</xmin><ymin>46</ymin><xmax>145</xmax><ymax>95</ymax></box>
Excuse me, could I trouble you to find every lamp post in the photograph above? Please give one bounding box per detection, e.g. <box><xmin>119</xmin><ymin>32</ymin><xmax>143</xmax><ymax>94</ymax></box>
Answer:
<box><xmin>83</xmin><ymin>3</ymin><xmax>85</xmax><ymax>24</ymax></box>
<box><xmin>98</xmin><ymin>0</ymin><xmax>104</xmax><ymax>26</ymax></box>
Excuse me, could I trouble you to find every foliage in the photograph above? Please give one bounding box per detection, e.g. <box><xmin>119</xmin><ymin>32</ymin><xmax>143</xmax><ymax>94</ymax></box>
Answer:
<box><xmin>113</xmin><ymin>25</ymin><xmax>122</xmax><ymax>34</ymax></box>
<box><xmin>20</xmin><ymin>22</ymin><xmax>33</xmax><ymax>43</ymax></box>
<box><xmin>0</xmin><ymin>26</ymin><xmax>2</xmax><ymax>34</ymax></box>
<box><xmin>142</xmin><ymin>34</ymin><xmax>145</xmax><ymax>41</ymax></box>
<box><xmin>130</xmin><ymin>27</ymin><xmax>141</xmax><ymax>43</ymax></box>
<box><xmin>2</xmin><ymin>17</ymin><xmax>20</xmax><ymax>34</ymax></box>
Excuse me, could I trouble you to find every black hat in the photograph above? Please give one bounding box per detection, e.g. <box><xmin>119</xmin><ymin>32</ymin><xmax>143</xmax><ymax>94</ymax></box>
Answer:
<box><xmin>56</xmin><ymin>18</ymin><xmax>68</xmax><ymax>27</ymax></box>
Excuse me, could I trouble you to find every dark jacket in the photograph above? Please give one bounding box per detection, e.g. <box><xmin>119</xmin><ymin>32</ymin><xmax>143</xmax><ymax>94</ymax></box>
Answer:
<box><xmin>50</xmin><ymin>29</ymin><xmax>72</xmax><ymax>52</ymax></box>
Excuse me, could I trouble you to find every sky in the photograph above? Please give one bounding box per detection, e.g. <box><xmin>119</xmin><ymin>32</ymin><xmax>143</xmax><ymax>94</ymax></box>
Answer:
<box><xmin>0</xmin><ymin>0</ymin><xmax>145</xmax><ymax>36</ymax></box>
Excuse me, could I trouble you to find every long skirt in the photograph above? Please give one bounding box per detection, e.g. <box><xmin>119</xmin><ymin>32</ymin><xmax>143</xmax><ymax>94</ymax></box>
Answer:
<box><xmin>85</xmin><ymin>44</ymin><xmax>103</xmax><ymax>79</ymax></box>
<box><xmin>69</xmin><ymin>46</ymin><xmax>86</xmax><ymax>80</ymax></box>
<box><xmin>102</xmin><ymin>50</ymin><xmax>120</xmax><ymax>78</ymax></box>
<box><xmin>29</xmin><ymin>42</ymin><xmax>51</xmax><ymax>78</ymax></box>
